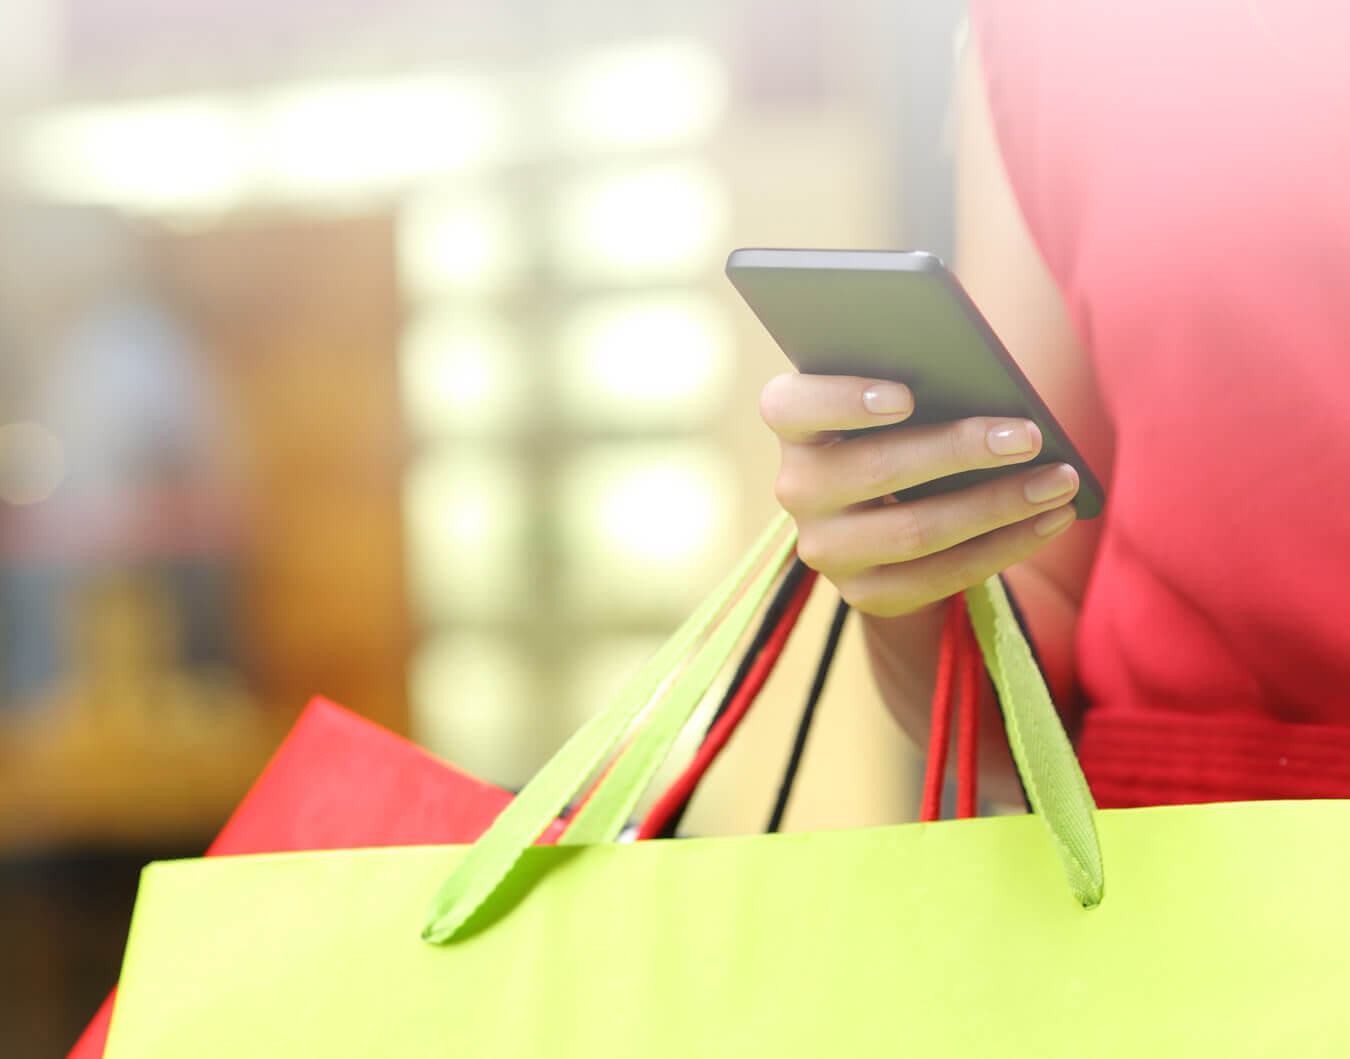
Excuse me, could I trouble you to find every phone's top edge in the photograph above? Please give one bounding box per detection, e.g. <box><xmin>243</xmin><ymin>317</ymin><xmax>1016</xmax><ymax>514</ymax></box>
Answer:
<box><xmin>725</xmin><ymin>248</ymin><xmax>947</xmax><ymax>272</ymax></box>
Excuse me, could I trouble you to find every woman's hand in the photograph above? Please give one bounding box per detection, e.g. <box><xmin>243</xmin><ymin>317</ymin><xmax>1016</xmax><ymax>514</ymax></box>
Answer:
<box><xmin>760</xmin><ymin>372</ymin><xmax>1080</xmax><ymax>618</ymax></box>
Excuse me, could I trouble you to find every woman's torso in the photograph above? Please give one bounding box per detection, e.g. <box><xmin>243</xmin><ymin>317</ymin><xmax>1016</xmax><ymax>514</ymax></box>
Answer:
<box><xmin>972</xmin><ymin>1</ymin><xmax>1350</xmax><ymax>805</ymax></box>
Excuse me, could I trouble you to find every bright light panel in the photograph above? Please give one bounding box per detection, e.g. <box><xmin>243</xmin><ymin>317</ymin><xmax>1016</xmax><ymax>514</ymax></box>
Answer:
<box><xmin>410</xmin><ymin>631</ymin><xmax>535</xmax><ymax>786</ymax></box>
<box><xmin>403</xmin><ymin>449</ymin><xmax>530</xmax><ymax>621</ymax></box>
<box><xmin>551</xmin><ymin>162</ymin><xmax>729</xmax><ymax>285</ymax></box>
<box><xmin>258</xmin><ymin>75</ymin><xmax>510</xmax><ymax>201</ymax></box>
<box><xmin>552</xmin><ymin>38</ymin><xmax>727</xmax><ymax>151</ymax></box>
<box><xmin>557</xmin><ymin>443</ymin><xmax>737</xmax><ymax>616</ymax></box>
<box><xmin>399</xmin><ymin>190</ymin><xmax>523</xmax><ymax>299</ymax></box>
<box><xmin>14</xmin><ymin>96</ymin><xmax>252</xmax><ymax>214</ymax></box>
<box><xmin>556</xmin><ymin>293</ymin><xmax>733</xmax><ymax>430</ymax></box>
<box><xmin>400</xmin><ymin>311</ymin><xmax>525</xmax><ymax>437</ymax></box>
<box><xmin>13</xmin><ymin>74</ymin><xmax>511</xmax><ymax>215</ymax></box>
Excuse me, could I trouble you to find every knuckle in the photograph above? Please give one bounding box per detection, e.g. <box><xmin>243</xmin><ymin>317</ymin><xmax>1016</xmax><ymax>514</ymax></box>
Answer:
<box><xmin>952</xmin><ymin>419</ymin><xmax>988</xmax><ymax>467</ymax></box>
<box><xmin>793</xmin><ymin>526</ymin><xmax>831</xmax><ymax>571</ymax></box>
<box><xmin>836</xmin><ymin>576</ymin><xmax>876</xmax><ymax>612</ymax></box>
<box><xmin>855</xmin><ymin>439</ymin><xmax>893</xmax><ymax>490</ymax></box>
<box><xmin>773</xmin><ymin>468</ymin><xmax>803</xmax><ymax>512</ymax></box>
<box><xmin>774</xmin><ymin>451</ymin><xmax>825</xmax><ymax>515</ymax></box>
<box><xmin>992</xmin><ymin>477</ymin><xmax>1032</xmax><ymax>526</ymax></box>
<box><xmin>758</xmin><ymin>373</ymin><xmax>796</xmax><ymax>428</ymax></box>
<box><xmin>838</xmin><ymin>570</ymin><xmax>916</xmax><ymax>619</ymax></box>
<box><xmin>888</xmin><ymin>506</ymin><xmax>927</xmax><ymax>560</ymax></box>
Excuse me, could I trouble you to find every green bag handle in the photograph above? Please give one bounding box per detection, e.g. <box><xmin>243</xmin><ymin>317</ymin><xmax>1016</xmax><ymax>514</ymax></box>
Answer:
<box><xmin>421</xmin><ymin>512</ymin><xmax>798</xmax><ymax>943</ymax></box>
<box><xmin>421</xmin><ymin>527</ymin><xmax>1103</xmax><ymax>945</ymax></box>
<box><xmin>965</xmin><ymin>576</ymin><xmax>1103</xmax><ymax>908</ymax></box>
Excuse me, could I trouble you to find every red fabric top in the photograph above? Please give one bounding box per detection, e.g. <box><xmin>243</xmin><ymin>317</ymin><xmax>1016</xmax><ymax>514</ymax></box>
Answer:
<box><xmin>970</xmin><ymin>2</ymin><xmax>1350</xmax><ymax>807</ymax></box>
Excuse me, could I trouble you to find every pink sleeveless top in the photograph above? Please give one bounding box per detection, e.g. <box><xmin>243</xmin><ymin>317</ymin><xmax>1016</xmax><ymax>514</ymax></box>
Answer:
<box><xmin>972</xmin><ymin>2</ymin><xmax>1350</xmax><ymax>807</ymax></box>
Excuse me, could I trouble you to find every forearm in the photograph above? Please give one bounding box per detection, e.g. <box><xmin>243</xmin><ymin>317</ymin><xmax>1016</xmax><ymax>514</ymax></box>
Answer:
<box><xmin>860</xmin><ymin>558</ymin><xmax>1082</xmax><ymax>806</ymax></box>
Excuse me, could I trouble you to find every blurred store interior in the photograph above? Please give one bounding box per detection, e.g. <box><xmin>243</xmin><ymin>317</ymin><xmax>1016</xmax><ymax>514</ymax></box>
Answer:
<box><xmin>0</xmin><ymin>0</ymin><xmax>963</xmax><ymax>1053</ymax></box>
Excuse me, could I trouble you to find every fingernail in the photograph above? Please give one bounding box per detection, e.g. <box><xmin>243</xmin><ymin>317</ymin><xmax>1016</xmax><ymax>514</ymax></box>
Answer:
<box><xmin>987</xmin><ymin>421</ymin><xmax>1040</xmax><ymax>457</ymax></box>
<box><xmin>1033</xmin><ymin>505</ymin><xmax>1076</xmax><ymax>537</ymax></box>
<box><xmin>1024</xmin><ymin>464</ymin><xmax>1078</xmax><ymax>504</ymax></box>
<box><xmin>862</xmin><ymin>383</ymin><xmax>913</xmax><ymax>416</ymax></box>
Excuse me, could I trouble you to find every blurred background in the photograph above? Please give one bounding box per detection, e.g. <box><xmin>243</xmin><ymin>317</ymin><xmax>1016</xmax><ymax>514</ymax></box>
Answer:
<box><xmin>0</xmin><ymin>0</ymin><xmax>963</xmax><ymax>1052</ymax></box>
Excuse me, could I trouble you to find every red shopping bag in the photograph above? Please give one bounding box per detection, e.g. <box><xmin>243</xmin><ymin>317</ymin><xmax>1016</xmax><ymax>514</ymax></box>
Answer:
<box><xmin>69</xmin><ymin>697</ymin><xmax>563</xmax><ymax>1058</ymax></box>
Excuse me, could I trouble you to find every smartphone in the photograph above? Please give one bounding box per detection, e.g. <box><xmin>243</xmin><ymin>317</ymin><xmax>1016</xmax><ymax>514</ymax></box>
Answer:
<box><xmin>727</xmin><ymin>247</ymin><xmax>1104</xmax><ymax>519</ymax></box>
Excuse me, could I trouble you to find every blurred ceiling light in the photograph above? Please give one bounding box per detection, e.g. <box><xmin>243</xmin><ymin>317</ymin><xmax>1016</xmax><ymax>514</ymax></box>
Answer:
<box><xmin>557</xmin><ymin>443</ymin><xmax>736</xmax><ymax>616</ymax></box>
<box><xmin>551</xmin><ymin>162</ymin><xmax>729</xmax><ymax>285</ymax></box>
<box><xmin>14</xmin><ymin>96</ymin><xmax>251</xmax><ymax>214</ymax></box>
<box><xmin>398</xmin><ymin>190</ymin><xmax>523</xmax><ymax>299</ymax></box>
<box><xmin>259</xmin><ymin>75</ymin><xmax>510</xmax><ymax>201</ymax></box>
<box><xmin>410</xmin><ymin>630</ymin><xmax>535</xmax><ymax>787</ymax></box>
<box><xmin>0</xmin><ymin>421</ymin><xmax>65</xmax><ymax>505</ymax></box>
<box><xmin>403</xmin><ymin>448</ymin><xmax>530</xmax><ymax>622</ymax></box>
<box><xmin>556</xmin><ymin>293</ymin><xmax>733</xmax><ymax>430</ymax></box>
<box><xmin>552</xmin><ymin>38</ymin><xmax>727</xmax><ymax>151</ymax></box>
<box><xmin>400</xmin><ymin>311</ymin><xmax>525</xmax><ymax>437</ymax></box>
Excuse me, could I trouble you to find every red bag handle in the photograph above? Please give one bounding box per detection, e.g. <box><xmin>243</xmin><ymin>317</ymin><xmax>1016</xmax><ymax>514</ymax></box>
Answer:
<box><xmin>638</xmin><ymin>569</ymin><xmax>818</xmax><ymax>839</ymax></box>
<box><xmin>643</xmin><ymin>576</ymin><xmax>981</xmax><ymax>839</ymax></box>
<box><xmin>920</xmin><ymin>594</ymin><xmax>983</xmax><ymax>822</ymax></box>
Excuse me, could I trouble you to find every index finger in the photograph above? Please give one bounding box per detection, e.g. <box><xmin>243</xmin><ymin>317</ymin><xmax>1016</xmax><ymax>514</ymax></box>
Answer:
<box><xmin>758</xmin><ymin>373</ymin><xmax>915</xmax><ymax>445</ymax></box>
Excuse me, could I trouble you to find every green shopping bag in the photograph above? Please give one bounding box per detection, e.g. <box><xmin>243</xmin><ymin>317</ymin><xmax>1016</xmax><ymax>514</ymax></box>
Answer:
<box><xmin>103</xmin><ymin>516</ymin><xmax>1350</xmax><ymax>1057</ymax></box>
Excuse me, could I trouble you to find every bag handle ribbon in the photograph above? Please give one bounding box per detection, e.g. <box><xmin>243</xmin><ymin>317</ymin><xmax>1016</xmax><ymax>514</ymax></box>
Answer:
<box><xmin>422</xmin><ymin>518</ymin><xmax>1103</xmax><ymax>945</ymax></box>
